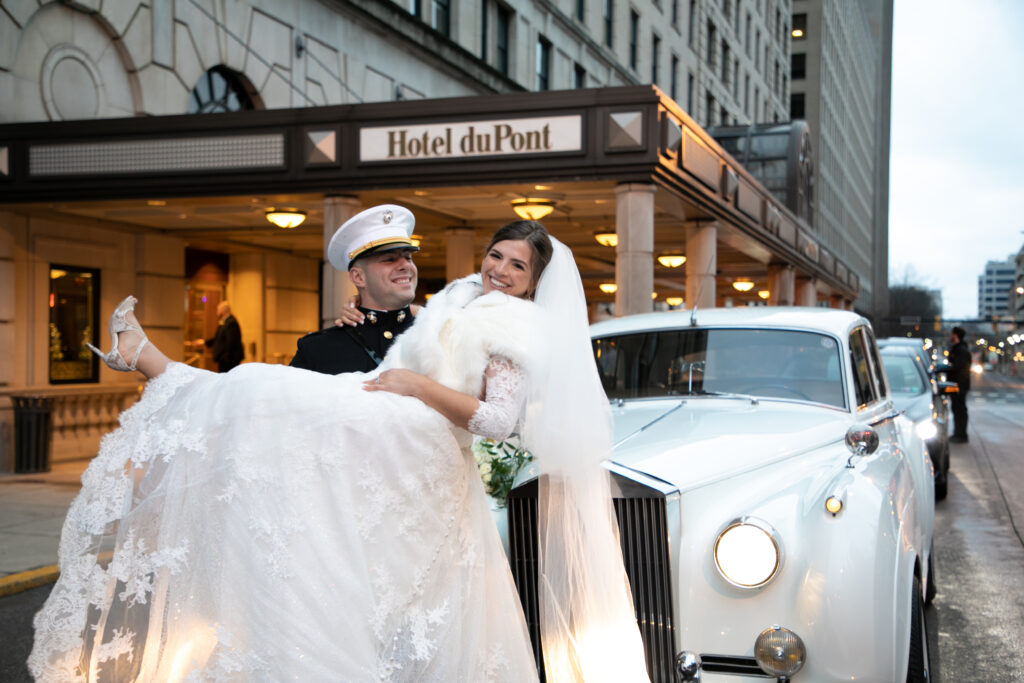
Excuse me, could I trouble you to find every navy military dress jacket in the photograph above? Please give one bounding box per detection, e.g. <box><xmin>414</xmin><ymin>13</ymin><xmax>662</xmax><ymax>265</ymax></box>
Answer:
<box><xmin>289</xmin><ymin>307</ymin><xmax>414</xmax><ymax>375</ymax></box>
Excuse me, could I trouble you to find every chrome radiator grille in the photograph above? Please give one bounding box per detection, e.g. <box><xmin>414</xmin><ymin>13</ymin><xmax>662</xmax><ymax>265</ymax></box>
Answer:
<box><xmin>506</xmin><ymin>476</ymin><xmax>676</xmax><ymax>682</ymax></box>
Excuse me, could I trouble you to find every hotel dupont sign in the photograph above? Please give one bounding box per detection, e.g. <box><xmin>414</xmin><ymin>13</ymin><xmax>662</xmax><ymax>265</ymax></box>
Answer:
<box><xmin>359</xmin><ymin>115</ymin><xmax>582</xmax><ymax>162</ymax></box>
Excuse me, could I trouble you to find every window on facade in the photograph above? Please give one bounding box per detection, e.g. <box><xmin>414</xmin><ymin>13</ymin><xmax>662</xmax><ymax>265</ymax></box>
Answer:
<box><xmin>537</xmin><ymin>37</ymin><xmax>551</xmax><ymax>90</ymax></box>
<box><xmin>754</xmin><ymin>30</ymin><xmax>761</xmax><ymax>71</ymax></box>
<box><xmin>187</xmin><ymin>67</ymin><xmax>257</xmax><ymax>114</ymax></box>
<box><xmin>671</xmin><ymin>54</ymin><xmax>679</xmax><ymax>100</ymax></box>
<box><xmin>774</xmin><ymin>60</ymin><xmax>780</xmax><ymax>95</ymax></box>
<box><xmin>720</xmin><ymin>105</ymin><xmax>728</xmax><ymax>125</ymax></box>
<box><xmin>481</xmin><ymin>0</ymin><xmax>488</xmax><ymax>59</ymax></box>
<box><xmin>688</xmin><ymin>72</ymin><xmax>695</xmax><ymax>113</ymax></box>
<box><xmin>652</xmin><ymin>34</ymin><xmax>661</xmax><ymax>84</ymax></box>
<box><xmin>733</xmin><ymin>58</ymin><xmax>740</xmax><ymax>98</ymax></box>
<box><xmin>576</xmin><ymin>0</ymin><xmax>585</xmax><ymax>21</ymax></box>
<box><xmin>630</xmin><ymin>11</ymin><xmax>640</xmax><ymax>70</ymax></box>
<box><xmin>723</xmin><ymin>0</ymin><xmax>732</xmax><ymax>22</ymax></box>
<box><xmin>672</xmin><ymin>0</ymin><xmax>679</xmax><ymax>26</ymax></box>
<box><xmin>688</xmin><ymin>0</ymin><xmax>697</xmax><ymax>46</ymax></box>
<box><xmin>721</xmin><ymin>40</ymin><xmax>729</xmax><ymax>83</ymax></box>
<box><xmin>791</xmin><ymin>52</ymin><xmax>806</xmax><ymax>80</ymax></box>
<box><xmin>497</xmin><ymin>6</ymin><xmax>511</xmax><ymax>75</ymax></box>
<box><xmin>744</xmin><ymin>73</ymin><xmax>750</xmax><ymax>113</ymax></box>
<box><xmin>776</xmin><ymin>8</ymin><xmax>782</xmax><ymax>41</ymax></box>
<box><xmin>49</xmin><ymin>265</ymin><xmax>100</xmax><ymax>384</ymax></box>
<box><xmin>706</xmin><ymin>21</ymin><xmax>717</xmax><ymax>67</ymax></box>
<box><xmin>705</xmin><ymin>90</ymin><xmax>715</xmax><ymax>125</ymax></box>
<box><xmin>574</xmin><ymin>62</ymin><xmax>587</xmax><ymax>88</ymax></box>
<box><xmin>432</xmin><ymin>0</ymin><xmax>450</xmax><ymax>37</ymax></box>
<box><xmin>745</xmin><ymin>13</ymin><xmax>751</xmax><ymax>54</ymax></box>
<box><xmin>407</xmin><ymin>0</ymin><xmax>422</xmax><ymax>18</ymax></box>
<box><xmin>792</xmin><ymin>13</ymin><xmax>806</xmax><ymax>40</ymax></box>
<box><xmin>604</xmin><ymin>0</ymin><xmax>614</xmax><ymax>47</ymax></box>
<box><xmin>754</xmin><ymin>87</ymin><xmax>760</xmax><ymax>121</ymax></box>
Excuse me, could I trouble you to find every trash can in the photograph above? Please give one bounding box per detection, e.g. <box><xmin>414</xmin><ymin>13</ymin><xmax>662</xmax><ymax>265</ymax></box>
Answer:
<box><xmin>13</xmin><ymin>396</ymin><xmax>53</xmax><ymax>473</ymax></box>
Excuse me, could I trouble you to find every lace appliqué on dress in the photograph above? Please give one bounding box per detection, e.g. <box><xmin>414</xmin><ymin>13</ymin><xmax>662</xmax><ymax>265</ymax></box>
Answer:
<box><xmin>467</xmin><ymin>357</ymin><xmax>525</xmax><ymax>441</ymax></box>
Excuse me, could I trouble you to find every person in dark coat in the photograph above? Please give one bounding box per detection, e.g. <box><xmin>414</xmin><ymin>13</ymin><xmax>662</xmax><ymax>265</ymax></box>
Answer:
<box><xmin>946</xmin><ymin>325</ymin><xmax>972</xmax><ymax>442</ymax></box>
<box><xmin>290</xmin><ymin>204</ymin><xmax>419</xmax><ymax>374</ymax></box>
<box><xmin>203</xmin><ymin>301</ymin><xmax>245</xmax><ymax>373</ymax></box>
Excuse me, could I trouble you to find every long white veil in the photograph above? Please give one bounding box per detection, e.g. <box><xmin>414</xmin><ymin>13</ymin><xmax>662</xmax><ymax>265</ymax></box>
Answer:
<box><xmin>521</xmin><ymin>237</ymin><xmax>650</xmax><ymax>682</ymax></box>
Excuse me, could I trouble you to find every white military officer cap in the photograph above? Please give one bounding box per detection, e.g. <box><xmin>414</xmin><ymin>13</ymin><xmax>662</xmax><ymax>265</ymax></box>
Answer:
<box><xmin>327</xmin><ymin>204</ymin><xmax>418</xmax><ymax>271</ymax></box>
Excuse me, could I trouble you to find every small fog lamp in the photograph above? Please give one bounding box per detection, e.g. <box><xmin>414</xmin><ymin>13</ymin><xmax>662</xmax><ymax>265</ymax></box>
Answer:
<box><xmin>824</xmin><ymin>495</ymin><xmax>843</xmax><ymax>516</ymax></box>
<box><xmin>754</xmin><ymin>625</ymin><xmax>806</xmax><ymax>677</ymax></box>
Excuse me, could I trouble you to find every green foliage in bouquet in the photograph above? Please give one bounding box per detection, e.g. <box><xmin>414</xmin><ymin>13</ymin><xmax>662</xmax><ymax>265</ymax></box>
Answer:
<box><xmin>472</xmin><ymin>437</ymin><xmax>534</xmax><ymax>508</ymax></box>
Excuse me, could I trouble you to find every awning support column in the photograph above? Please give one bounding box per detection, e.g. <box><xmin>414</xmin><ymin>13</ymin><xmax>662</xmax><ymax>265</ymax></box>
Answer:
<box><xmin>322</xmin><ymin>195</ymin><xmax>361</xmax><ymax>328</ymax></box>
<box><xmin>768</xmin><ymin>265</ymin><xmax>795</xmax><ymax>306</ymax></box>
<box><xmin>614</xmin><ymin>183</ymin><xmax>656</xmax><ymax>316</ymax></box>
<box><xmin>685</xmin><ymin>221</ymin><xmax>718</xmax><ymax>309</ymax></box>
<box><xmin>446</xmin><ymin>227</ymin><xmax>476</xmax><ymax>281</ymax></box>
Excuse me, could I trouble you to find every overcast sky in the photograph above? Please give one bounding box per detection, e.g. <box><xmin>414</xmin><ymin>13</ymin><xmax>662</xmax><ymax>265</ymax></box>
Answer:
<box><xmin>888</xmin><ymin>0</ymin><xmax>1024</xmax><ymax>319</ymax></box>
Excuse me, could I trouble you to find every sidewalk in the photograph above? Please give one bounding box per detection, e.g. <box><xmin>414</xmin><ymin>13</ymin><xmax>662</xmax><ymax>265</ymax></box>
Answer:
<box><xmin>0</xmin><ymin>459</ymin><xmax>88</xmax><ymax>596</ymax></box>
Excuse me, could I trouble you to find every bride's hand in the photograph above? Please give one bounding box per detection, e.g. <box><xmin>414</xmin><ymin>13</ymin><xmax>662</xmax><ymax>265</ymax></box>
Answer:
<box><xmin>362</xmin><ymin>369</ymin><xmax>423</xmax><ymax>397</ymax></box>
<box><xmin>334</xmin><ymin>295</ymin><xmax>364</xmax><ymax>327</ymax></box>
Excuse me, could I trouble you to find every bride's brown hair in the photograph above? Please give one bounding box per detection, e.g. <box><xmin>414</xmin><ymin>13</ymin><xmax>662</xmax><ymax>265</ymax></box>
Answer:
<box><xmin>484</xmin><ymin>220</ymin><xmax>554</xmax><ymax>297</ymax></box>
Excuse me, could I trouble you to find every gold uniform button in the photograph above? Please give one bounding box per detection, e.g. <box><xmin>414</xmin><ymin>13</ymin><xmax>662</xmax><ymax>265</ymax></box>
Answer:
<box><xmin>383</xmin><ymin>331</ymin><xmax>393</xmax><ymax>339</ymax></box>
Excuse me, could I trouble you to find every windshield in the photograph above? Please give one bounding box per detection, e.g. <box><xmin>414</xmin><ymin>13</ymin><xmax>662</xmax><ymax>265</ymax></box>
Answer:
<box><xmin>593</xmin><ymin>328</ymin><xmax>847</xmax><ymax>408</ymax></box>
<box><xmin>880</xmin><ymin>352</ymin><xmax>929</xmax><ymax>396</ymax></box>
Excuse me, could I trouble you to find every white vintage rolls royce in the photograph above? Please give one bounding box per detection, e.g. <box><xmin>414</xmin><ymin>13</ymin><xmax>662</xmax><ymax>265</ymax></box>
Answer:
<box><xmin>507</xmin><ymin>307</ymin><xmax>935</xmax><ymax>682</ymax></box>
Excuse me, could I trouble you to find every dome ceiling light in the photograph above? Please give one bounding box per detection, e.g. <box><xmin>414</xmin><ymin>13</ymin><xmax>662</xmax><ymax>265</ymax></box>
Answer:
<box><xmin>510</xmin><ymin>198</ymin><xmax>556</xmax><ymax>220</ymax></box>
<box><xmin>657</xmin><ymin>254</ymin><xmax>686</xmax><ymax>268</ymax></box>
<box><xmin>594</xmin><ymin>231</ymin><xmax>618</xmax><ymax>247</ymax></box>
<box><xmin>265</xmin><ymin>208</ymin><xmax>307</xmax><ymax>229</ymax></box>
<box><xmin>732</xmin><ymin>279</ymin><xmax>755</xmax><ymax>292</ymax></box>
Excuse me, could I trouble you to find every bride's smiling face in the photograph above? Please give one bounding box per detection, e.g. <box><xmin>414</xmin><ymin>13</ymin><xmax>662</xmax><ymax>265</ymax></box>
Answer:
<box><xmin>481</xmin><ymin>239</ymin><xmax>534</xmax><ymax>298</ymax></box>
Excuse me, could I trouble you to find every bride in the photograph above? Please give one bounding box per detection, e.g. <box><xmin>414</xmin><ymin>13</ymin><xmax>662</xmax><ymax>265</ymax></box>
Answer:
<box><xmin>29</xmin><ymin>213</ymin><xmax>650</xmax><ymax>682</ymax></box>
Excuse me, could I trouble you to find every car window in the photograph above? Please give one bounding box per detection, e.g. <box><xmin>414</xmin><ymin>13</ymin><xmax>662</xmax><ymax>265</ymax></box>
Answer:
<box><xmin>593</xmin><ymin>328</ymin><xmax>846</xmax><ymax>408</ymax></box>
<box><xmin>849</xmin><ymin>328</ymin><xmax>878</xmax><ymax>409</ymax></box>
<box><xmin>864</xmin><ymin>328</ymin><xmax>889</xmax><ymax>399</ymax></box>
<box><xmin>881</xmin><ymin>352</ymin><xmax>928</xmax><ymax>396</ymax></box>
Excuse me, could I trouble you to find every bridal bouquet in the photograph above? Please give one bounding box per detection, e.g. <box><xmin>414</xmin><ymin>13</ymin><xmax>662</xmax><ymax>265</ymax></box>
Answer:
<box><xmin>471</xmin><ymin>436</ymin><xmax>534</xmax><ymax>507</ymax></box>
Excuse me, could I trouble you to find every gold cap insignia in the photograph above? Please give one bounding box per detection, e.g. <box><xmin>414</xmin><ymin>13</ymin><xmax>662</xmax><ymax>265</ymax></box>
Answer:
<box><xmin>382</xmin><ymin>210</ymin><xmax>394</xmax><ymax>224</ymax></box>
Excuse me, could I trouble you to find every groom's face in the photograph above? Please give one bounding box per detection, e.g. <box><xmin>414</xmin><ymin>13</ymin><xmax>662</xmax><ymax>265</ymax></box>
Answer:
<box><xmin>350</xmin><ymin>249</ymin><xmax>418</xmax><ymax>311</ymax></box>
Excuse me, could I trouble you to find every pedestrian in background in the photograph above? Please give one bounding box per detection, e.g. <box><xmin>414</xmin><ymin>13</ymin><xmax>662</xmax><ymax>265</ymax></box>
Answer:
<box><xmin>947</xmin><ymin>325</ymin><xmax>971</xmax><ymax>443</ymax></box>
<box><xmin>202</xmin><ymin>301</ymin><xmax>244</xmax><ymax>372</ymax></box>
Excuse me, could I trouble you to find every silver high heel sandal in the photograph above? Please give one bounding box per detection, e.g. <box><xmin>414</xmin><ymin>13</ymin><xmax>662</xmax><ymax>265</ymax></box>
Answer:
<box><xmin>86</xmin><ymin>296</ymin><xmax>150</xmax><ymax>372</ymax></box>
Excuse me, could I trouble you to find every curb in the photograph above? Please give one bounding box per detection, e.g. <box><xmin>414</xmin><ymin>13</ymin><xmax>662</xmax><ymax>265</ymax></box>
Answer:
<box><xmin>0</xmin><ymin>565</ymin><xmax>59</xmax><ymax>598</ymax></box>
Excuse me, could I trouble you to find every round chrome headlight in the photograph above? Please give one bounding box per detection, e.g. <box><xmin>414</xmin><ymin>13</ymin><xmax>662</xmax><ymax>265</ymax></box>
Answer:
<box><xmin>713</xmin><ymin>518</ymin><xmax>781</xmax><ymax>588</ymax></box>
<box><xmin>915</xmin><ymin>420</ymin><xmax>938</xmax><ymax>441</ymax></box>
<box><xmin>753</xmin><ymin>625</ymin><xmax>806</xmax><ymax>677</ymax></box>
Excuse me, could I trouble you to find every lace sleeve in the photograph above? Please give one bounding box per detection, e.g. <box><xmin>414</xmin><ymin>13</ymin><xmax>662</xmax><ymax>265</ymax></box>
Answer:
<box><xmin>467</xmin><ymin>356</ymin><xmax>526</xmax><ymax>440</ymax></box>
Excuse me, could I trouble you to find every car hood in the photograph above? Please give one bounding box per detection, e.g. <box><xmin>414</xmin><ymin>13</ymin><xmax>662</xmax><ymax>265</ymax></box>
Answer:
<box><xmin>609</xmin><ymin>398</ymin><xmax>851</xmax><ymax>492</ymax></box>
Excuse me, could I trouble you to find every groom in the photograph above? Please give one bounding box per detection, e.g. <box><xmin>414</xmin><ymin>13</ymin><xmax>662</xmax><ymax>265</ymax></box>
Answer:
<box><xmin>290</xmin><ymin>205</ymin><xmax>418</xmax><ymax>374</ymax></box>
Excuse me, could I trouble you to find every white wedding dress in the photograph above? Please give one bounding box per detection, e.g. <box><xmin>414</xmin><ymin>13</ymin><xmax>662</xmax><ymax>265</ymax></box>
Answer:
<box><xmin>29</xmin><ymin>277</ymin><xmax>541</xmax><ymax>682</ymax></box>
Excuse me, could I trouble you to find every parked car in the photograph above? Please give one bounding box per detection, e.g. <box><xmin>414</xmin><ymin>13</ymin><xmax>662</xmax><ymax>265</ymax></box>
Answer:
<box><xmin>507</xmin><ymin>307</ymin><xmax>935</xmax><ymax>682</ymax></box>
<box><xmin>879</xmin><ymin>343</ymin><xmax>958</xmax><ymax>500</ymax></box>
<box><xmin>878</xmin><ymin>336</ymin><xmax>937</xmax><ymax>374</ymax></box>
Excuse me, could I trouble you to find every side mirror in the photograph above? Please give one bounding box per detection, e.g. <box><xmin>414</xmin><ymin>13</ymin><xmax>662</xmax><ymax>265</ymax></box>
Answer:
<box><xmin>938</xmin><ymin>381</ymin><xmax>959</xmax><ymax>394</ymax></box>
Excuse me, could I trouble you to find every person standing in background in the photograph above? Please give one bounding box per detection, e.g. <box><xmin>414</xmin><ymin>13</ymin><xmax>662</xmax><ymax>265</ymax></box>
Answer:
<box><xmin>202</xmin><ymin>301</ymin><xmax>244</xmax><ymax>372</ymax></box>
<box><xmin>946</xmin><ymin>325</ymin><xmax>971</xmax><ymax>443</ymax></box>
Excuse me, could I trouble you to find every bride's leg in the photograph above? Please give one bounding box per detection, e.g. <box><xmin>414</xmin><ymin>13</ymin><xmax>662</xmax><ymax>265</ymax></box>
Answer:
<box><xmin>87</xmin><ymin>296</ymin><xmax>171</xmax><ymax>379</ymax></box>
<box><xmin>116</xmin><ymin>310</ymin><xmax>171</xmax><ymax>379</ymax></box>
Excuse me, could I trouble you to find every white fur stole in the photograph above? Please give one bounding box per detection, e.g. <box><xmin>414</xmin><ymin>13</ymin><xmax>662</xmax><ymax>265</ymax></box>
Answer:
<box><xmin>380</xmin><ymin>274</ymin><xmax>537</xmax><ymax>396</ymax></box>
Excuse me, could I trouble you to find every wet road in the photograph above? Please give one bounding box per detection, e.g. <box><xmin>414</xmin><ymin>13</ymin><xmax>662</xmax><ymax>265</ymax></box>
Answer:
<box><xmin>928</xmin><ymin>370</ymin><xmax>1024</xmax><ymax>681</ymax></box>
<box><xmin>3</xmin><ymin>372</ymin><xmax>1024</xmax><ymax>681</ymax></box>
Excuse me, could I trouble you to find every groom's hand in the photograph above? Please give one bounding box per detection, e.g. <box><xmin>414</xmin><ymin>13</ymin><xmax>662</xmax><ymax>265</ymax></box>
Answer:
<box><xmin>363</xmin><ymin>369</ymin><xmax>424</xmax><ymax>398</ymax></box>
